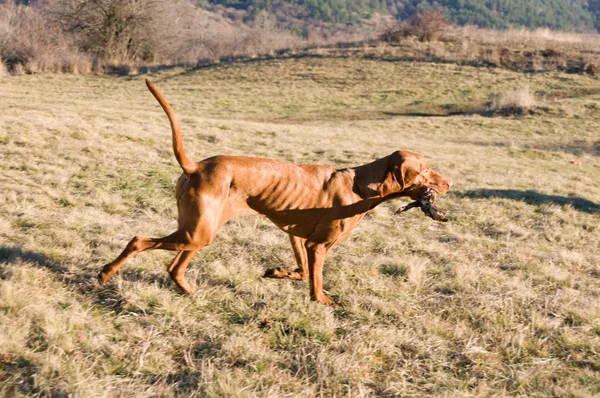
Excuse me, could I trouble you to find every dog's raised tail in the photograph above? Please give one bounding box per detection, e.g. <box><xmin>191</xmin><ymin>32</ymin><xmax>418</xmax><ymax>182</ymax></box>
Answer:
<box><xmin>145</xmin><ymin>78</ymin><xmax>197</xmax><ymax>174</ymax></box>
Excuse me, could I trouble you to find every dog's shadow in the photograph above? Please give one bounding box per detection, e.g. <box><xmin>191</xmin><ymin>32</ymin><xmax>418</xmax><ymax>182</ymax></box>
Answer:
<box><xmin>0</xmin><ymin>245</ymin><xmax>131</xmax><ymax>314</ymax></box>
<box><xmin>0</xmin><ymin>245</ymin><xmax>250</xmax><ymax>316</ymax></box>
<box><xmin>455</xmin><ymin>189</ymin><xmax>600</xmax><ymax>214</ymax></box>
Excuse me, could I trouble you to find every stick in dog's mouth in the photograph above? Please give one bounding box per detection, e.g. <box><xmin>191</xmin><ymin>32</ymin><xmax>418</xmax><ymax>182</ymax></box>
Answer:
<box><xmin>394</xmin><ymin>188</ymin><xmax>448</xmax><ymax>222</ymax></box>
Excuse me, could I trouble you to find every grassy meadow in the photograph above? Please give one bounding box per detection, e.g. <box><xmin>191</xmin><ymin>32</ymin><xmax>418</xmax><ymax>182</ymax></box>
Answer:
<box><xmin>1</xmin><ymin>54</ymin><xmax>600</xmax><ymax>396</ymax></box>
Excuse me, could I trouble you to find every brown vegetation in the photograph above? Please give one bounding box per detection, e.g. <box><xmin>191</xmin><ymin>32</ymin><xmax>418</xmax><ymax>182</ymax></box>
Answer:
<box><xmin>376</xmin><ymin>22</ymin><xmax>600</xmax><ymax>75</ymax></box>
<box><xmin>0</xmin><ymin>1</ymin><xmax>371</xmax><ymax>75</ymax></box>
<box><xmin>491</xmin><ymin>86</ymin><xmax>538</xmax><ymax>115</ymax></box>
<box><xmin>46</xmin><ymin>0</ymin><xmax>190</xmax><ymax>63</ymax></box>
<box><xmin>3</xmin><ymin>2</ymin><xmax>599</xmax><ymax>77</ymax></box>
<box><xmin>381</xmin><ymin>9</ymin><xmax>451</xmax><ymax>43</ymax></box>
<box><xmin>0</xmin><ymin>3</ymin><xmax>92</xmax><ymax>73</ymax></box>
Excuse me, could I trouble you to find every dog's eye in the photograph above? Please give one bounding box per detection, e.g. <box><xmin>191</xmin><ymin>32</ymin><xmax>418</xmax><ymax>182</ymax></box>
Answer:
<box><xmin>422</xmin><ymin>169</ymin><xmax>430</xmax><ymax>174</ymax></box>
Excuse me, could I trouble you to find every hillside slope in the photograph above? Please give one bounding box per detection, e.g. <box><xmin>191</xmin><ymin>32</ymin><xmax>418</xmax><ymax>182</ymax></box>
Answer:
<box><xmin>208</xmin><ymin>0</ymin><xmax>600</xmax><ymax>31</ymax></box>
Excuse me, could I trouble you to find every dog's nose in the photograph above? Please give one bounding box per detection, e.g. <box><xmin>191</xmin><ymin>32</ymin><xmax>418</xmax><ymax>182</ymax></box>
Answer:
<box><xmin>447</xmin><ymin>180</ymin><xmax>453</xmax><ymax>189</ymax></box>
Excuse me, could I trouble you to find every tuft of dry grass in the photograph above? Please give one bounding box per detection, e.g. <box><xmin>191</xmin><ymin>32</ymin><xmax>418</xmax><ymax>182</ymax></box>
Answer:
<box><xmin>1</xmin><ymin>56</ymin><xmax>600</xmax><ymax>396</ymax></box>
<box><xmin>492</xmin><ymin>86</ymin><xmax>537</xmax><ymax>114</ymax></box>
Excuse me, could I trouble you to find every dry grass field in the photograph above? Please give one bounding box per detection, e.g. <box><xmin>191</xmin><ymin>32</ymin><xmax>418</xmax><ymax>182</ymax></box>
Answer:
<box><xmin>1</xmin><ymin>55</ymin><xmax>599</xmax><ymax>396</ymax></box>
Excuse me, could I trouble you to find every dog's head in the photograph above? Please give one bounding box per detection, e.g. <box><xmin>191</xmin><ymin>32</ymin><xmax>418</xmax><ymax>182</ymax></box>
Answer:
<box><xmin>377</xmin><ymin>150</ymin><xmax>452</xmax><ymax>200</ymax></box>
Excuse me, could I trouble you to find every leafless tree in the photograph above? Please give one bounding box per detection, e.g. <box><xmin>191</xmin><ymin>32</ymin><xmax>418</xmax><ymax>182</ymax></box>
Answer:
<box><xmin>46</xmin><ymin>0</ymin><xmax>195</xmax><ymax>63</ymax></box>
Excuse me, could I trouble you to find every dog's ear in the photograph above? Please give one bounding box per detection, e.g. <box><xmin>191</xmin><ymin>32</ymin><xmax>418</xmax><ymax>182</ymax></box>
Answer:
<box><xmin>377</xmin><ymin>162</ymin><xmax>406</xmax><ymax>197</ymax></box>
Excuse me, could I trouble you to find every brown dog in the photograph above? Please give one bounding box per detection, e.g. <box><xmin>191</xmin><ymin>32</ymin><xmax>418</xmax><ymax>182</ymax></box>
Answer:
<box><xmin>98</xmin><ymin>79</ymin><xmax>452</xmax><ymax>304</ymax></box>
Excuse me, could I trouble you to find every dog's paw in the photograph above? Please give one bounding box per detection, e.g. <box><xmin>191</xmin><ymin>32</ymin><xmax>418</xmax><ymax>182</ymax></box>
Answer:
<box><xmin>263</xmin><ymin>267</ymin><xmax>286</xmax><ymax>278</ymax></box>
<box><xmin>97</xmin><ymin>271</ymin><xmax>114</xmax><ymax>286</ymax></box>
<box><xmin>312</xmin><ymin>294</ymin><xmax>334</xmax><ymax>306</ymax></box>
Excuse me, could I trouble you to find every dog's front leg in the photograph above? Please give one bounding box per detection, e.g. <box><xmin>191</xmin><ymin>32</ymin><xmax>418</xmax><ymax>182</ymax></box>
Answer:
<box><xmin>289</xmin><ymin>235</ymin><xmax>309</xmax><ymax>280</ymax></box>
<box><xmin>305</xmin><ymin>242</ymin><xmax>333</xmax><ymax>305</ymax></box>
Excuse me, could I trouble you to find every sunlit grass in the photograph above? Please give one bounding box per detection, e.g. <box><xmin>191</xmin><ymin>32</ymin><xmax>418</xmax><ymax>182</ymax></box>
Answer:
<box><xmin>1</xmin><ymin>56</ymin><xmax>599</xmax><ymax>396</ymax></box>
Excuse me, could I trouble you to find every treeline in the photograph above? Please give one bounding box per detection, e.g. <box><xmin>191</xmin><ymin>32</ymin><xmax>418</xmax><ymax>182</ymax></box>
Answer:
<box><xmin>209</xmin><ymin>0</ymin><xmax>600</xmax><ymax>31</ymax></box>
<box><xmin>7</xmin><ymin>0</ymin><xmax>600</xmax><ymax>31</ymax></box>
<box><xmin>418</xmin><ymin>0</ymin><xmax>599</xmax><ymax>32</ymax></box>
<box><xmin>209</xmin><ymin>0</ymin><xmax>386</xmax><ymax>24</ymax></box>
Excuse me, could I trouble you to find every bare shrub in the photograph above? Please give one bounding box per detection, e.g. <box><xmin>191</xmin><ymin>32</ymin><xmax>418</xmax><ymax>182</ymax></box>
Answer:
<box><xmin>412</xmin><ymin>9</ymin><xmax>451</xmax><ymax>42</ymax></box>
<box><xmin>46</xmin><ymin>0</ymin><xmax>198</xmax><ymax>64</ymax></box>
<box><xmin>0</xmin><ymin>2</ymin><xmax>92</xmax><ymax>73</ymax></box>
<box><xmin>381</xmin><ymin>9</ymin><xmax>451</xmax><ymax>43</ymax></box>
<box><xmin>246</xmin><ymin>11</ymin><xmax>302</xmax><ymax>56</ymax></box>
<box><xmin>0</xmin><ymin>3</ymin><xmax>47</xmax><ymax>71</ymax></box>
<box><xmin>380</xmin><ymin>20</ymin><xmax>414</xmax><ymax>43</ymax></box>
<box><xmin>179</xmin><ymin>9</ymin><xmax>308</xmax><ymax>64</ymax></box>
<box><xmin>0</xmin><ymin>58</ymin><xmax>7</xmax><ymax>77</ymax></box>
<box><xmin>492</xmin><ymin>87</ymin><xmax>537</xmax><ymax>115</ymax></box>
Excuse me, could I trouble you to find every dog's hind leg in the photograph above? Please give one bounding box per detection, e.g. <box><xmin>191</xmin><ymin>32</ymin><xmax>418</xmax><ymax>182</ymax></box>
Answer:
<box><xmin>167</xmin><ymin>249</ymin><xmax>199</xmax><ymax>294</ymax></box>
<box><xmin>98</xmin><ymin>230</ymin><xmax>203</xmax><ymax>285</ymax></box>
<box><xmin>167</xmin><ymin>251</ymin><xmax>185</xmax><ymax>273</ymax></box>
